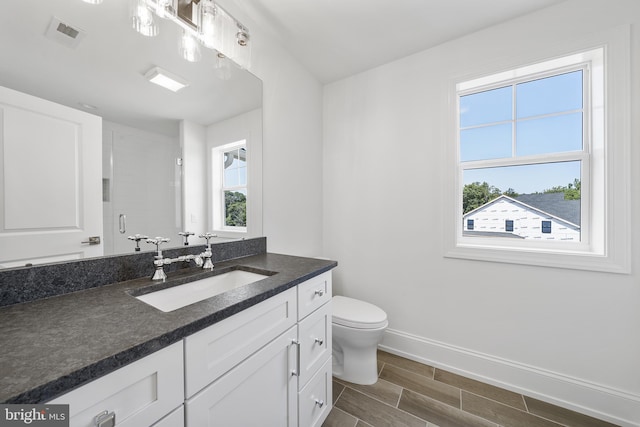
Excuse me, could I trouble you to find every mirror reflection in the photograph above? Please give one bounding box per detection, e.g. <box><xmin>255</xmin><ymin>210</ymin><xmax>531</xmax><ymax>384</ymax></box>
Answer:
<box><xmin>0</xmin><ymin>0</ymin><xmax>262</xmax><ymax>268</ymax></box>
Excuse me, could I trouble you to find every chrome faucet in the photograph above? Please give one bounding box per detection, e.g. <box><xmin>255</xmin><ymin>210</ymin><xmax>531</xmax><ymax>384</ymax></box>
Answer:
<box><xmin>198</xmin><ymin>232</ymin><xmax>217</xmax><ymax>270</ymax></box>
<box><xmin>146</xmin><ymin>233</ymin><xmax>217</xmax><ymax>281</ymax></box>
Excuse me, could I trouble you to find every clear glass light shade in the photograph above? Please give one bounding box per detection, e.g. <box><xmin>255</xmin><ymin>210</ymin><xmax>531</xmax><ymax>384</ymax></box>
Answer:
<box><xmin>180</xmin><ymin>30</ymin><xmax>202</xmax><ymax>62</ymax></box>
<box><xmin>214</xmin><ymin>53</ymin><xmax>231</xmax><ymax>80</ymax></box>
<box><xmin>131</xmin><ymin>0</ymin><xmax>159</xmax><ymax>37</ymax></box>
<box><xmin>151</xmin><ymin>0</ymin><xmax>175</xmax><ymax>18</ymax></box>
<box><xmin>199</xmin><ymin>0</ymin><xmax>222</xmax><ymax>49</ymax></box>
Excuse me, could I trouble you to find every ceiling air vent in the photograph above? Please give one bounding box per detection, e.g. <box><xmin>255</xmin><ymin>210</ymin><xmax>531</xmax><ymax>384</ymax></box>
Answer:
<box><xmin>45</xmin><ymin>17</ymin><xmax>87</xmax><ymax>49</ymax></box>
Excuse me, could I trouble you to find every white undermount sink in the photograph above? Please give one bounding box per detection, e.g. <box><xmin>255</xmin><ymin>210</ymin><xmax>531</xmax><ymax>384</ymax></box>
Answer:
<box><xmin>135</xmin><ymin>270</ymin><xmax>269</xmax><ymax>312</ymax></box>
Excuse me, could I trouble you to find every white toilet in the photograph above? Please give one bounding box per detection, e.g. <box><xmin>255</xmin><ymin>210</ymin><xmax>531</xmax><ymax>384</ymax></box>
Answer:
<box><xmin>332</xmin><ymin>296</ymin><xmax>388</xmax><ymax>385</ymax></box>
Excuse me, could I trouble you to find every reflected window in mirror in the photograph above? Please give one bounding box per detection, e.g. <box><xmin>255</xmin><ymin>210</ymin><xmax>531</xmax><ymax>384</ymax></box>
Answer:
<box><xmin>212</xmin><ymin>141</ymin><xmax>247</xmax><ymax>234</ymax></box>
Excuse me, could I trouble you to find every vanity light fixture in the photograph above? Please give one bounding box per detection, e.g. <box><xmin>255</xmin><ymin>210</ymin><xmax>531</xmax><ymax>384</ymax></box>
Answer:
<box><xmin>127</xmin><ymin>0</ymin><xmax>251</xmax><ymax>69</ymax></box>
<box><xmin>131</xmin><ymin>0</ymin><xmax>159</xmax><ymax>37</ymax></box>
<box><xmin>144</xmin><ymin>67</ymin><xmax>189</xmax><ymax>92</ymax></box>
<box><xmin>180</xmin><ymin>29</ymin><xmax>202</xmax><ymax>62</ymax></box>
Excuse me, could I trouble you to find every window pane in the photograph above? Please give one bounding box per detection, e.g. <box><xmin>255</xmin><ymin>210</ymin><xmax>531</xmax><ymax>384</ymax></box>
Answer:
<box><xmin>224</xmin><ymin>168</ymin><xmax>239</xmax><ymax>187</ymax></box>
<box><xmin>462</xmin><ymin>162</ymin><xmax>581</xmax><ymax>241</ymax></box>
<box><xmin>460</xmin><ymin>86</ymin><xmax>512</xmax><ymax>127</ymax></box>
<box><xmin>224</xmin><ymin>189</ymin><xmax>246</xmax><ymax>227</ymax></box>
<box><xmin>238</xmin><ymin>166</ymin><xmax>247</xmax><ymax>186</ymax></box>
<box><xmin>516</xmin><ymin>70</ymin><xmax>583</xmax><ymax>118</ymax></box>
<box><xmin>460</xmin><ymin>123</ymin><xmax>512</xmax><ymax>162</ymax></box>
<box><xmin>238</xmin><ymin>148</ymin><xmax>247</xmax><ymax>167</ymax></box>
<box><xmin>516</xmin><ymin>112</ymin><xmax>582</xmax><ymax>156</ymax></box>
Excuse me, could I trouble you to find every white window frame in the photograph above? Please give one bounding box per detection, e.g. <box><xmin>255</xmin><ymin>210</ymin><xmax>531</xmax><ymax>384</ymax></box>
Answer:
<box><xmin>211</xmin><ymin>140</ymin><xmax>247</xmax><ymax>235</ymax></box>
<box><xmin>444</xmin><ymin>26</ymin><xmax>631</xmax><ymax>273</ymax></box>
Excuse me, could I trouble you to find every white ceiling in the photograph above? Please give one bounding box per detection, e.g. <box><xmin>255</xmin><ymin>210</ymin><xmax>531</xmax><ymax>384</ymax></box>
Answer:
<box><xmin>1</xmin><ymin>0</ymin><xmax>262</xmax><ymax>136</ymax></box>
<box><xmin>0</xmin><ymin>0</ymin><xmax>567</xmax><ymax>136</ymax></box>
<box><xmin>235</xmin><ymin>0</ymin><xmax>568</xmax><ymax>83</ymax></box>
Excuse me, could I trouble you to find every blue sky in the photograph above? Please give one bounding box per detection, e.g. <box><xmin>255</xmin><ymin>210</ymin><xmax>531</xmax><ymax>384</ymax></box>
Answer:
<box><xmin>460</xmin><ymin>70</ymin><xmax>583</xmax><ymax>195</ymax></box>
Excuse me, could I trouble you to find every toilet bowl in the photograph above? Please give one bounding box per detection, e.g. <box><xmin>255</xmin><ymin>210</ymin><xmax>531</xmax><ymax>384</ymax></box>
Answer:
<box><xmin>332</xmin><ymin>296</ymin><xmax>388</xmax><ymax>385</ymax></box>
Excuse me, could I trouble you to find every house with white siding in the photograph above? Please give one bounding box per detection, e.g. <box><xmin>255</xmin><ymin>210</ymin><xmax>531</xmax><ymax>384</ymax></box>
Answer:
<box><xmin>463</xmin><ymin>193</ymin><xmax>580</xmax><ymax>241</ymax></box>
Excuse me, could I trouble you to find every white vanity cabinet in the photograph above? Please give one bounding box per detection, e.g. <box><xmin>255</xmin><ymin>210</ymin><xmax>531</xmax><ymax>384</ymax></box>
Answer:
<box><xmin>185</xmin><ymin>271</ymin><xmax>333</xmax><ymax>427</ymax></box>
<box><xmin>47</xmin><ymin>271</ymin><xmax>333</xmax><ymax>427</ymax></box>
<box><xmin>296</xmin><ymin>272</ymin><xmax>333</xmax><ymax>427</ymax></box>
<box><xmin>48</xmin><ymin>341</ymin><xmax>184</xmax><ymax>427</ymax></box>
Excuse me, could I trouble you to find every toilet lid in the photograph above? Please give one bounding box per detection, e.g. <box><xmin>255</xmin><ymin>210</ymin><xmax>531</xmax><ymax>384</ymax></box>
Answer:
<box><xmin>332</xmin><ymin>296</ymin><xmax>388</xmax><ymax>329</ymax></box>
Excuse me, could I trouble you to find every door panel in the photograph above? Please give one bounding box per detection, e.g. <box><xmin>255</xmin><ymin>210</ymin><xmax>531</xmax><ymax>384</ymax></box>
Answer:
<box><xmin>0</xmin><ymin>85</ymin><xmax>102</xmax><ymax>267</ymax></box>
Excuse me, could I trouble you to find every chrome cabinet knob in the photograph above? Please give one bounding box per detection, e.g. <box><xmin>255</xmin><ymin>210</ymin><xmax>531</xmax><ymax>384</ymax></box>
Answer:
<box><xmin>314</xmin><ymin>289</ymin><xmax>325</xmax><ymax>297</ymax></box>
<box><xmin>314</xmin><ymin>337</ymin><xmax>324</xmax><ymax>346</ymax></box>
<box><xmin>315</xmin><ymin>399</ymin><xmax>324</xmax><ymax>408</ymax></box>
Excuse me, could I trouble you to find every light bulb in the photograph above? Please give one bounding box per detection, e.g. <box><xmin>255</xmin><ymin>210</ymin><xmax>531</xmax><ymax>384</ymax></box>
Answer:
<box><xmin>131</xmin><ymin>0</ymin><xmax>158</xmax><ymax>37</ymax></box>
<box><xmin>180</xmin><ymin>30</ymin><xmax>201</xmax><ymax>62</ymax></box>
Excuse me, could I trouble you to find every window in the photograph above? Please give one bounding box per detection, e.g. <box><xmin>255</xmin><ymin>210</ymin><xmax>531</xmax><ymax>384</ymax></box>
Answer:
<box><xmin>445</xmin><ymin>28</ymin><xmax>631</xmax><ymax>273</ymax></box>
<box><xmin>211</xmin><ymin>140</ymin><xmax>247</xmax><ymax>233</ymax></box>
<box><xmin>467</xmin><ymin>219</ymin><xmax>474</xmax><ymax>230</ymax></box>
<box><xmin>460</xmin><ymin>67</ymin><xmax>584</xmax><ymax>242</ymax></box>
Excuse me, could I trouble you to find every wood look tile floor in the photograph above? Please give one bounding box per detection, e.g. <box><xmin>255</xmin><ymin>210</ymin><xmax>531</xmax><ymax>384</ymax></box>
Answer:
<box><xmin>322</xmin><ymin>350</ymin><xmax>619</xmax><ymax>427</ymax></box>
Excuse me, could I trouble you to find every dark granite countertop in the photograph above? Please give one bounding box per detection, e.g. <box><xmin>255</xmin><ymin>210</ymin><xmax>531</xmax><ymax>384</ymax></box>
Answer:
<box><xmin>0</xmin><ymin>252</ymin><xmax>337</xmax><ymax>404</ymax></box>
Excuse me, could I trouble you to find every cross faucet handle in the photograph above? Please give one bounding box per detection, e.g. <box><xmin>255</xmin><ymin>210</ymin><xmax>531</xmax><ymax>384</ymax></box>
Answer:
<box><xmin>127</xmin><ymin>234</ymin><xmax>148</xmax><ymax>252</ymax></box>
<box><xmin>199</xmin><ymin>232</ymin><xmax>217</xmax><ymax>246</ymax></box>
<box><xmin>178</xmin><ymin>231</ymin><xmax>195</xmax><ymax>246</ymax></box>
<box><xmin>146</xmin><ymin>237</ymin><xmax>170</xmax><ymax>255</ymax></box>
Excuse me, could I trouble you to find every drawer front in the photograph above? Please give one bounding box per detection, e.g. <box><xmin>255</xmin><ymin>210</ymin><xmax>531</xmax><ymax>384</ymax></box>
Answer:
<box><xmin>152</xmin><ymin>405</ymin><xmax>184</xmax><ymax>427</ymax></box>
<box><xmin>49</xmin><ymin>341</ymin><xmax>184</xmax><ymax>427</ymax></box>
<box><xmin>298</xmin><ymin>271</ymin><xmax>332</xmax><ymax>320</ymax></box>
<box><xmin>299</xmin><ymin>358</ymin><xmax>332</xmax><ymax>427</ymax></box>
<box><xmin>184</xmin><ymin>287</ymin><xmax>297</xmax><ymax>398</ymax></box>
<box><xmin>298</xmin><ymin>301</ymin><xmax>332</xmax><ymax>389</ymax></box>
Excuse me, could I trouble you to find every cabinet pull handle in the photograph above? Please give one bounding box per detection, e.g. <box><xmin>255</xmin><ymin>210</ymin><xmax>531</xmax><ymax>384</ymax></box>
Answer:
<box><xmin>94</xmin><ymin>410</ymin><xmax>116</xmax><ymax>427</ymax></box>
<box><xmin>314</xmin><ymin>337</ymin><xmax>324</xmax><ymax>346</ymax></box>
<box><xmin>315</xmin><ymin>399</ymin><xmax>325</xmax><ymax>408</ymax></box>
<box><xmin>314</xmin><ymin>289</ymin><xmax>325</xmax><ymax>297</ymax></box>
<box><xmin>291</xmin><ymin>339</ymin><xmax>300</xmax><ymax>377</ymax></box>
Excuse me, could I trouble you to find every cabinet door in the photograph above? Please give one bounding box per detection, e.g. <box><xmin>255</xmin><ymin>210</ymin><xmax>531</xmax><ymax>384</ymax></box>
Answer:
<box><xmin>186</xmin><ymin>326</ymin><xmax>298</xmax><ymax>427</ymax></box>
<box><xmin>298</xmin><ymin>300</ymin><xmax>332</xmax><ymax>389</ymax></box>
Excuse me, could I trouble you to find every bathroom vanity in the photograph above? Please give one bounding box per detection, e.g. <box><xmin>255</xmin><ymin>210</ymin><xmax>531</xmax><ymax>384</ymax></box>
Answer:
<box><xmin>0</xmin><ymin>244</ymin><xmax>336</xmax><ymax>427</ymax></box>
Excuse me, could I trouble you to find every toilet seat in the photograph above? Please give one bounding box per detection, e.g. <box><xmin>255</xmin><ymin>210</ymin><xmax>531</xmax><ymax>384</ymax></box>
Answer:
<box><xmin>332</xmin><ymin>296</ymin><xmax>388</xmax><ymax>329</ymax></box>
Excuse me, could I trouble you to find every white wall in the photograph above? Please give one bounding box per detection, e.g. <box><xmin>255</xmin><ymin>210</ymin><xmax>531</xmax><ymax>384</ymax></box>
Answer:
<box><xmin>217</xmin><ymin>0</ymin><xmax>325</xmax><ymax>257</ymax></box>
<box><xmin>181</xmin><ymin>120</ymin><xmax>207</xmax><ymax>239</ymax></box>
<box><xmin>323</xmin><ymin>1</ymin><xmax>640</xmax><ymax>425</ymax></box>
<box><xmin>206</xmin><ymin>108</ymin><xmax>263</xmax><ymax>238</ymax></box>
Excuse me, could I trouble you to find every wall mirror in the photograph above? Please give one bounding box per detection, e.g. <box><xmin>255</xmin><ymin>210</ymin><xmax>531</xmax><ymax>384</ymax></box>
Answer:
<box><xmin>0</xmin><ymin>0</ymin><xmax>263</xmax><ymax>267</ymax></box>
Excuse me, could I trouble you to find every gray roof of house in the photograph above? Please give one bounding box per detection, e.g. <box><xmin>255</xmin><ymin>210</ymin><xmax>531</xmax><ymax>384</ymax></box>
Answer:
<box><xmin>514</xmin><ymin>193</ymin><xmax>580</xmax><ymax>226</ymax></box>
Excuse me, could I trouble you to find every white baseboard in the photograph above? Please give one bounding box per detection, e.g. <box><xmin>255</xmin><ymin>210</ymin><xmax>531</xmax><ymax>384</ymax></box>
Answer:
<box><xmin>380</xmin><ymin>328</ymin><xmax>640</xmax><ymax>427</ymax></box>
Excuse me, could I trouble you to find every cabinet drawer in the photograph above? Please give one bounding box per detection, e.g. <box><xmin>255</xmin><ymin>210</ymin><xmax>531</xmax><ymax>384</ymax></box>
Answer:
<box><xmin>184</xmin><ymin>287</ymin><xmax>297</xmax><ymax>398</ymax></box>
<box><xmin>298</xmin><ymin>272</ymin><xmax>332</xmax><ymax>320</ymax></box>
<box><xmin>298</xmin><ymin>301</ymin><xmax>332</xmax><ymax>389</ymax></box>
<box><xmin>49</xmin><ymin>341</ymin><xmax>184</xmax><ymax>427</ymax></box>
<box><xmin>299</xmin><ymin>357</ymin><xmax>332</xmax><ymax>427</ymax></box>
